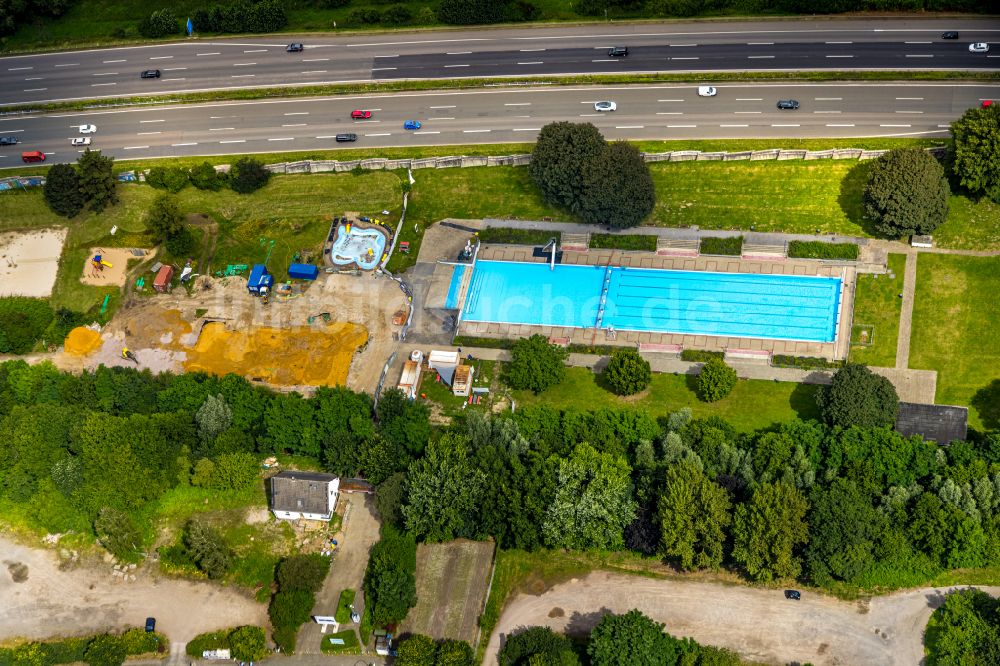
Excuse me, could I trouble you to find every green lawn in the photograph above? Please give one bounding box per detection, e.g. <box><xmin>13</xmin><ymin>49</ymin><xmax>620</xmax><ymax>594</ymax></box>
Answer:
<box><xmin>849</xmin><ymin>253</ymin><xmax>906</xmax><ymax>368</ymax></box>
<box><xmin>335</xmin><ymin>589</ymin><xmax>356</xmax><ymax>624</ymax></box>
<box><xmin>910</xmin><ymin>254</ymin><xmax>1000</xmax><ymax>430</ymax></box>
<box><xmin>320</xmin><ymin>630</ymin><xmax>360</xmax><ymax>656</ymax></box>
<box><xmin>513</xmin><ymin>366</ymin><xmax>820</xmax><ymax>432</ymax></box>
<box><xmin>931</xmin><ymin>195</ymin><xmax>1000</xmax><ymax>251</ymax></box>
<box><xmin>420</xmin><ymin>359</ymin><xmax>498</xmax><ymax>419</ymax></box>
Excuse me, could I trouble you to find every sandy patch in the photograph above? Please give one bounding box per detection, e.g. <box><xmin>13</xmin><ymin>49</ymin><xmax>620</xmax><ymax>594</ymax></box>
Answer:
<box><xmin>64</xmin><ymin>327</ymin><xmax>103</xmax><ymax>356</ymax></box>
<box><xmin>79</xmin><ymin>247</ymin><xmax>144</xmax><ymax>288</ymax></box>
<box><xmin>0</xmin><ymin>228</ymin><xmax>67</xmax><ymax>298</ymax></box>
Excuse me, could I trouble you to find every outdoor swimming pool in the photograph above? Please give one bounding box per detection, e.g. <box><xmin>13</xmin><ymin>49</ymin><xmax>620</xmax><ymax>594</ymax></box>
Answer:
<box><xmin>330</xmin><ymin>224</ymin><xmax>387</xmax><ymax>270</ymax></box>
<box><xmin>461</xmin><ymin>260</ymin><xmax>842</xmax><ymax>343</ymax></box>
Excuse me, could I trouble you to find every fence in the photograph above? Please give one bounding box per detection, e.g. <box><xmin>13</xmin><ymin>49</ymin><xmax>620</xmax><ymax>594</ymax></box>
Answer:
<box><xmin>263</xmin><ymin>146</ymin><xmax>945</xmax><ymax>175</ymax></box>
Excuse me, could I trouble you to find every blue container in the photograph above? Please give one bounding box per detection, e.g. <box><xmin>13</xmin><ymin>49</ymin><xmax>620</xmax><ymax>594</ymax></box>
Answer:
<box><xmin>247</xmin><ymin>264</ymin><xmax>274</xmax><ymax>294</ymax></box>
<box><xmin>288</xmin><ymin>263</ymin><xmax>319</xmax><ymax>281</ymax></box>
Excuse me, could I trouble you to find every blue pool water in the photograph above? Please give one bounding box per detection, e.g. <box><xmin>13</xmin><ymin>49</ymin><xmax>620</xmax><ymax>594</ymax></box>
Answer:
<box><xmin>330</xmin><ymin>224</ymin><xmax>387</xmax><ymax>270</ymax></box>
<box><xmin>461</xmin><ymin>260</ymin><xmax>842</xmax><ymax>343</ymax></box>
<box><xmin>445</xmin><ymin>264</ymin><xmax>467</xmax><ymax>309</ymax></box>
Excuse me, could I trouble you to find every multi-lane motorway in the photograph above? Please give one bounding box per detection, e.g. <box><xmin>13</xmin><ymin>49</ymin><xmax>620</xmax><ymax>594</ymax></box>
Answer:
<box><xmin>1</xmin><ymin>83</ymin><xmax>995</xmax><ymax>166</ymax></box>
<box><xmin>0</xmin><ymin>18</ymin><xmax>997</xmax><ymax>106</ymax></box>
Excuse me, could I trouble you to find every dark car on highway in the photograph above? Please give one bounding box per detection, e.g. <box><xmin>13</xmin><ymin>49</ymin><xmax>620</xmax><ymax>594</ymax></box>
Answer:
<box><xmin>140</xmin><ymin>69</ymin><xmax>161</xmax><ymax>79</ymax></box>
<box><xmin>0</xmin><ymin>136</ymin><xmax>18</xmax><ymax>145</ymax></box>
<box><xmin>941</xmin><ymin>31</ymin><xmax>959</xmax><ymax>39</ymax></box>
<box><xmin>784</xmin><ymin>590</ymin><xmax>801</xmax><ymax>600</ymax></box>
<box><xmin>776</xmin><ymin>99</ymin><xmax>800</xmax><ymax>110</ymax></box>
<box><xmin>608</xmin><ymin>46</ymin><xmax>628</xmax><ymax>57</ymax></box>
<box><xmin>286</xmin><ymin>43</ymin><xmax>304</xmax><ymax>52</ymax></box>
<box><xmin>336</xmin><ymin>133</ymin><xmax>358</xmax><ymax>142</ymax></box>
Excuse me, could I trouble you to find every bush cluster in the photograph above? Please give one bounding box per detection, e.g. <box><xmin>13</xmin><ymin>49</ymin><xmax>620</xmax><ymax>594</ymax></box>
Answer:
<box><xmin>138</xmin><ymin>9</ymin><xmax>180</xmax><ymax>38</ymax></box>
<box><xmin>190</xmin><ymin>0</ymin><xmax>287</xmax><ymax>34</ymax></box>
<box><xmin>363</xmin><ymin>526</ymin><xmax>417</xmax><ymax>627</ymax></box>
<box><xmin>476</xmin><ymin>228</ymin><xmax>558</xmax><ymax>246</ymax></box>
<box><xmin>0</xmin><ymin>628</ymin><xmax>163</xmax><ymax>666</ymax></box>
<box><xmin>268</xmin><ymin>554</ymin><xmax>330</xmax><ymax>652</ymax></box>
<box><xmin>437</xmin><ymin>0</ymin><xmax>537</xmax><ymax>25</ymax></box>
<box><xmin>347</xmin><ymin>5</ymin><xmax>412</xmax><ymax>25</ymax></box>
<box><xmin>0</xmin><ymin>298</ymin><xmax>56</xmax><ymax>354</ymax></box>
<box><xmin>787</xmin><ymin>240</ymin><xmax>860</xmax><ymax>260</ymax></box>
<box><xmin>43</xmin><ymin>149</ymin><xmax>118</xmax><ymax>217</ymax></box>
<box><xmin>589</xmin><ymin>233</ymin><xmax>657</xmax><ymax>251</ymax></box>
<box><xmin>771</xmin><ymin>355</ymin><xmax>844</xmax><ymax>370</ymax></box>
<box><xmin>147</xmin><ymin>162</ymin><xmax>226</xmax><ymax>193</ymax></box>
<box><xmin>699</xmin><ymin>236</ymin><xmax>743</xmax><ymax>256</ymax></box>
<box><xmin>680</xmin><ymin>349</ymin><xmax>723</xmax><ymax>363</ymax></box>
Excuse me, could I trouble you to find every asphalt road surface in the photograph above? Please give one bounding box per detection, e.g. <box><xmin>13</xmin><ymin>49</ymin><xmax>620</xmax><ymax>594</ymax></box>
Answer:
<box><xmin>0</xmin><ymin>18</ymin><xmax>998</xmax><ymax>106</ymax></box>
<box><xmin>0</xmin><ymin>82</ymin><xmax>995</xmax><ymax>167</ymax></box>
<box><xmin>484</xmin><ymin>571</ymin><xmax>1000</xmax><ymax>666</ymax></box>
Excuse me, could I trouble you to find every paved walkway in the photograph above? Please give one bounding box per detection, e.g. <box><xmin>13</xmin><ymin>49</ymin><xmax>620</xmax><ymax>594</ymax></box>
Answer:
<box><xmin>896</xmin><ymin>251</ymin><xmax>918</xmax><ymax>370</ymax></box>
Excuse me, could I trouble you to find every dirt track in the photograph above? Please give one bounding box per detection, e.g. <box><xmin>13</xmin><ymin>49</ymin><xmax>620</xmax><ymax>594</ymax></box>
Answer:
<box><xmin>0</xmin><ymin>535</ymin><xmax>266</xmax><ymax>645</ymax></box>
<box><xmin>484</xmin><ymin>571</ymin><xmax>1000</xmax><ymax>666</ymax></box>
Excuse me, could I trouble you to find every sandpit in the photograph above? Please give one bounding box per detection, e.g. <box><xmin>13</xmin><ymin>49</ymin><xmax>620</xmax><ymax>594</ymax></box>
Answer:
<box><xmin>80</xmin><ymin>247</ymin><xmax>142</xmax><ymax>287</ymax></box>
<box><xmin>184</xmin><ymin>321</ymin><xmax>368</xmax><ymax>387</ymax></box>
<box><xmin>64</xmin><ymin>327</ymin><xmax>103</xmax><ymax>356</ymax></box>
<box><xmin>0</xmin><ymin>228</ymin><xmax>67</xmax><ymax>297</ymax></box>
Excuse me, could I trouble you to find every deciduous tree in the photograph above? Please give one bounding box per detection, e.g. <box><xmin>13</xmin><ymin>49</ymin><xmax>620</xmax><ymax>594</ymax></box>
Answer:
<box><xmin>588</xmin><ymin>609</ymin><xmax>696</xmax><ymax>666</ymax></box>
<box><xmin>506</xmin><ymin>334</ymin><xmax>567</xmax><ymax>394</ymax></box>
<box><xmin>94</xmin><ymin>507</ymin><xmax>142</xmax><ymax>560</ymax></box>
<box><xmin>395</xmin><ymin>634</ymin><xmax>437</xmax><ymax>666</ymax></box>
<box><xmin>862</xmin><ymin>148</ymin><xmax>950</xmax><ymax>237</ymax></box>
<box><xmin>603</xmin><ymin>348</ymin><xmax>652</xmax><ymax>395</ymax></box>
<box><xmin>43</xmin><ymin>163</ymin><xmax>84</xmax><ymax>217</ymax></box>
<box><xmin>657</xmin><ymin>461</ymin><xmax>731</xmax><ymax>570</ymax></box>
<box><xmin>183</xmin><ymin>518</ymin><xmax>232</xmax><ymax>579</ymax></box>
<box><xmin>498</xmin><ymin>627</ymin><xmax>579</xmax><ymax>666</ymax></box>
<box><xmin>76</xmin><ymin>149</ymin><xmax>117</xmax><ymax>212</ymax></box>
<box><xmin>697</xmin><ymin>358</ymin><xmax>737</xmax><ymax>402</ymax></box>
<box><xmin>403</xmin><ymin>434</ymin><xmax>484</xmax><ymax>541</ymax></box>
<box><xmin>950</xmin><ymin>103</ymin><xmax>1000</xmax><ymax>203</ymax></box>
<box><xmin>529</xmin><ymin>122</ymin><xmax>606</xmax><ymax>214</ymax></box>
<box><xmin>732</xmin><ymin>482</ymin><xmax>809</xmax><ymax>582</ymax></box>
<box><xmin>817</xmin><ymin>364</ymin><xmax>898</xmax><ymax>429</ymax></box>
<box><xmin>196</xmin><ymin>394</ymin><xmax>232</xmax><ymax>443</ymax></box>
<box><xmin>276</xmin><ymin>553</ymin><xmax>330</xmax><ymax>593</ymax></box>
<box><xmin>580</xmin><ymin>141</ymin><xmax>656</xmax><ymax>229</ymax></box>
<box><xmin>229</xmin><ymin>157</ymin><xmax>271</xmax><ymax>194</ymax></box>
<box><xmin>228</xmin><ymin>626</ymin><xmax>267</xmax><ymax>662</ymax></box>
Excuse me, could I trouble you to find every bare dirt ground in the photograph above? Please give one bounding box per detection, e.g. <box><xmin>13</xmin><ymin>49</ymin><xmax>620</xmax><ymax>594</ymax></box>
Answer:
<box><xmin>0</xmin><ymin>228</ymin><xmax>66</xmax><ymax>297</ymax></box>
<box><xmin>0</xmin><ymin>534</ymin><xmax>266</xmax><ymax>645</ymax></box>
<box><xmin>79</xmin><ymin>247</ymin><xmax>140</xmax><ymax>288</ymax></box>
<box><xmin>484</xmin><ymin>571</ymin><xmax>1000</xmax><ymax>666</ymax></box>
<box><xmin>401</xmin><ymin>540</ymin><xmax>495</xmax><ymax>645</ymax></box>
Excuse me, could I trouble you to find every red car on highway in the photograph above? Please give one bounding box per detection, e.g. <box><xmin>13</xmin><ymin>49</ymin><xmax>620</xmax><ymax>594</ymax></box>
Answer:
<box><xmin>351</xmin><ymin>110</ymin><xmax>373</xmax><ymax>119</ymax></box>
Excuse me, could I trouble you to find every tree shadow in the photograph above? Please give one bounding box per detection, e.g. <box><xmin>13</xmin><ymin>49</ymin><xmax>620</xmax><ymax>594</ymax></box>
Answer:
<box><xmin>790</xmin><ymin>381</ymin><xmax>823</xmax><ymax>421</ymax></box>
<box><xmin>838</xmin><ymin>160</ymin><xmax>878</xmax><ymax>236</ymax></box>
<box><xmin>565</xmin><ymin>608</ymin><xmax>614</xmax><ymax>637</ymax></box>
<box><xmin>971</xmin><ymin>380</ymin><xmax>1000</xmax><ymax>430</ymax></box>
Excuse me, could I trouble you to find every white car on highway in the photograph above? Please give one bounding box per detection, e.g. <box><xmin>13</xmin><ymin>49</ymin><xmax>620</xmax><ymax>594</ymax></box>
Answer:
<box><xmin>698</xmin><ymin>86</ymin><xmax>717</xmax><ymax>97</ymax></box>
<box><xmin>78</xmin><ymin>124</ymin><xmax>97</xmax><ymax>134</ymax></box>
<box><xmin>71</xmin><ymin>137</ymin><xmax>91</xmax><ymax>146</ymax></box>
<box><xmin>969</xmin><ymin>43</ymin><xmax>990</xmax><ymax>53</ymax></box>
<box><xmin>594</xmin><ymin>101</ymin><xmax>616</xmax><ymax>112</ymax></box>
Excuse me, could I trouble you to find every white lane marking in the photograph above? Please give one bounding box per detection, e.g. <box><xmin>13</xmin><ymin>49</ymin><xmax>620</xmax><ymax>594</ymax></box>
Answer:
<box><xmin>591</xmin><ymin>59</ymin><xmax>616</xmax><ymax>62</ymax></box>
<box><xmin>905</xmin><ymin>54</ymin><xmax>934</xmax><ymax>58</ymax></box>
<box><xmin>164</xmin><ymin>77</ymin><xmax>185</xmax><ymax>82</ymax></box>
<box><xmin>896</xmin><ymin>110</ymin><xmax>924</xmax><ymax>114</ymax></box>
<box><xmin>655</xmin><ymin>112</ymin><xmax>683</xmax><ymax>115</ymax></box>
<box><xmin>513</xmin><ymin>128</ymin><xmax>541</xmax><ymax>131</ymax></box>
<box><xmin>826</xmin><ymin>55</ymin><xmax>854</xmax><ymax>58</ymax></box>
<box><xmin>54</xmin><ymin>63</ymin><xmax>78</xmax><ymax>67</ymax></box>
<box><xmin>520</xmin><ymin>48</ymin><xmax>546</xmax><ymax>52</ymax></box>
<box><xmin>8</xmin><ymin>66</ymin><xmax>33</xmax><ymax>71</ymax></box>
<box><xmin>162</xmin><ymin>67</ymin><xmax>187</xmax><ymax>71</ymax></box>
<box><xmin>772</xmin><ymin>124</ymin><xmax>800</xmax><ymax>127</ymax></box>
<box><xmin>315</xmin><ymin>135</ymin><xmax>339</xmax><ymax>139</ymax></box>
<box><xmin>815</xmin><ymin>97</ymin><xmax>842</xmax><ymax>101</ymax></box>
<box><xmin>667</xmin><ymin>124</ymin><xmax>697</xmax><ymax>128</ymax></box>
<box><xmin>285</xmin><ymin>112</ymin><xmax>309</xmax><ymax>115</ymax></box>
<box><xmin>735</xmin><ymin>98</ymin><xmax>762</xmax><ymax>101</ymax></box>
<box><xmin>91</xmin><ymin>82</ymin><xmax>116</xmax><ymax>87</ymax></box>
<box><xmin>244</xmin><ymin>49</ymin><xmax>267</xmax><ymax>53</ymax></box>
<box><xmin>445</xmin><ymin>64</ymin><xmax>470</xmax><ymax>68</ymax></box>
<box><xmin>365</xmin><ymin>132</ymin><xmax>392</xmax><ymax>136</ymax></box>
<box><xmin>301</xmin><ymin>70</ymin><xmax>327</xmax><ymax>74</ymax></box>
<box><xmin>137</xmin><ymin>131</ymin><xmax>161</xmax><ymax>135</ymax></box>
<box><xmin>446</xmin><ymin>51</ymin><xmax>472</xmax><ymax>55</ymax></box>
<box><xmin>904</xmin><ymin>41</ymin><xmax>932</xmax><ymax>44</ymax></box>
<box><xmin>658</xmin><ymin>99</ymin><xmax>684</xmax><ymax>102</ymax></box>
<box><xmin>373</xmin><ymin>55</ymin><xmax>398</xmax><ymax>58</ymax></box>
<box><xmin>92</xmin><ymin>72</ymin><xmax>118</xmax><ymax>76</ymax></box>
<box><xmin>2</xmin><ymin>129</ymin><xmax>24</xmax><ymax>133</ymax></box>
<box><xmin>513</xmin><ymin>115</ymin><xmax>531</xmax><ymax>118</ymax></box>
<box><xmin>209</xmin><ymin>127</ymin><xmax>236</xmax><ymax>131</ymax></box>
<box><xmin>827</xmin><ymin>123</ymin><xmax>855</xmax><ymax>127</ymax></box>
<box><xmin>233</xmin><ymin>62</ymin><xmax>257</xmax><ymax>66</ymax></box>
<box><xmin>103</xmin><ymin>59</ymin><xmax>126</xmax><ymax>63</ymax></box>
<box><xmin>149</xmin><ymin>56</ymin><xmax>173</xmax><ymax>60</ymax></box>
<box><xmin>429</xmin><ymin>116</ymin><xmax>454</xmax><ymax>120</ymax></box>
<box><xmin>896</xmin><ymin>97</ymin><xmax>924</xmax><ymax>100</ymax></box>
<box><xmin>504</xmin><ymin>102</ymin><xmax>530</xmax><ymax>106</ymax></box>
<box><xmin>414</xmin><ymin>131</ymin><xmax>440</xmax><ymax>134</ymax></box>
<box><xmin>219</xmin><ymin>139</ymin><xmax>245</xmax><ymax>143</ymax></box>
<box><xmin>670</xmin><ymin>43</ymin><xmax>698</xmax><ymax>47</ymax></box>
<box><xmin>282</xmin><ymin>123</ymin><xmax>307</xmax><ymax>127</ymax></box>
<box><xmin>735</xmin><ymin>111</ymin><xmax>761</xmax><ymax>114</ymax></box>
<box><xmin>519</xmin><ymin>61</ymin><xmax>544</xmax><ymax>65</ymax></box>
<box><xmin>813</xmin><ymin>110</ymin><xmax>841</xmax><ymax>114</ymax></box>
<box><xmin>231</xmin><ymin>74</ymin><xmax>255</xmax><ymax>78</ymax></box>
<box><xmin>463</xmin><ymin>129</ymin><xmax>491</xmax><ymax>133</ymax></box>
<box><xmin>826</xmin><ymin>41</ymin><xmax>853</xmax><ymax>44</ymax></box>
<box><xmin>139</xmin><ymin>119</ymin><xmax>165</xmax><ymax>123</ymax></box>
<box><xmin>672</xmin><ymin>57</ymin><xmax>699</xmax><ymax>60</ymax></box>
<box><xmin>123</xmin><ymin>145</ymin><xmax>149</xmax><ymax>150</ymax></box>
<box><xmin>430</xmin><ymin>105</ymin><xmax>456</xmax><ymax>108</ymax></box>
<box><xmin>197</xmin><ymin>52</ymin><xmax>221</xmax><ymax>56</ymax></box>
<box><xmin>880</xmin><ymin>124</ymin><xmax>911</xmax><ymax>127</ymax></box>
<box><xmin>24</xmin><ymin>77</ymin><xmax>44</xmax><ymax>80</ymax></box>
<box><xmin>748</xmin><ymin>42</ymin><xmax>774</xmax><ymax>45</ymax></box>
<box><xmin>172</xmin><ymin>142</ymin><xmax>198</xmax><ymax>146</ymax></box>
<box><xmin>720</xmin><ymin>124</ymin><xmax>749</xmax><ymax>127</ymax></box>
<box><xmin>268</xmin><ymin>137</ymin><xmax>294</xmax><ymax>141</ymax></box>
<box><xmin>748</xmin><ymin>55</ymin><xmax>774</xmax><ymax>59</ymax></box>
<box><xmin>303</xmin><ymin>58</ymin><xmax>330</xmax><ymax>62</ymax></box>
<box><xmin>371</xmin><ymin>67</ymin><xmax>397</xmax><ymax>71</ymax></box>
<box><xmin>579</xmin><ymin>113</ymin><xmax>602</xmax><ymax>117</ymax></box>
<box><xmin>615</xmin><ymin>125</ymin><xmax>644</xmax><ymax>129</ymax></box>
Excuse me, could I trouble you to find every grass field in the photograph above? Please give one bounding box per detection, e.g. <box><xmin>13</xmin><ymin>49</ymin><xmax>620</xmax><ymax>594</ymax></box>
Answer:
<box><xmin>910</xmin><ymin>254</ymin><xmax>1000</xmax><ymax>431</ymax></box>
<box><xmin>512</xmin><ymin>366</ymin><xmax>821</xmax><ymax>432</ymax></box>
<box><xmin>849</xmin><ymin>253</ymin><xmax>906</xmax><ymax>368</ymax></box>
<box><xmin>401</xmin><ymin>540</ymin><xmax>495</xmax><ymax>645</ymax></box>
<box><xmin>319</xmin><ymin>630</ymin><xmax>360</xmax><ymax>655</ymax></box>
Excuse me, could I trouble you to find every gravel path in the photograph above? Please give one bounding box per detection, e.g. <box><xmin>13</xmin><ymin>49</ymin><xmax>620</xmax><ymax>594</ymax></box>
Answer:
<box><xmin>484</xmin><ymin>571</ymin><xmax>1000</xmax><ymax>666</ymax></box>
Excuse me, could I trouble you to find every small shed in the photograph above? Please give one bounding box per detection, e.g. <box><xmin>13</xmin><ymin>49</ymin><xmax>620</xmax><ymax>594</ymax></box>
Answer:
<box><xmin>453</xmin><ymin>364</ymin><xmax>474</xmax><ymax>397</ymax></box>
<box><xmin>153</xmin><ymin>265</ymin><xmax>174</xmax><ymax>293</ymax></box>
<box><xmin>896</xmin><ymin>402</ymin><xmax>968</xmax><ymax>444</ymax></box>
<box><xmin>288</xmin><ymin>263</ymin><xmax>319</xmax><ymax>281</ymax></box>
<box><xmin>247</xmin><ymin>264</ymin><xmax>274</xmax><ymax>295</ymax></box>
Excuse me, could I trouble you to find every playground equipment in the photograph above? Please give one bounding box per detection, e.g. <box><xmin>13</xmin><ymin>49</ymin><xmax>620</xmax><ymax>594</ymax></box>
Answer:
<box><xmin>91</xmin><ymin>254</ymin><xmax>112</xmax><ymax>271</ymax></box>
<box><xmin>121</xmin><ymin>347</ymin><xmax>138</xmax><ymax>364</ymax></box>
<box><xmin>308</xmin><ymin>312</ymin><xmax>331</xmax><ymax>324</ymax></box>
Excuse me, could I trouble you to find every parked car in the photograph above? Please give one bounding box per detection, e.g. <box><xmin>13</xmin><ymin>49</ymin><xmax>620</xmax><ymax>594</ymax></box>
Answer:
<box><xmin>0</xmin><ymin>136</ymin><xmax>18</xmax><ymax>145</ymax></box>
<box><xmin>594</xmin><ymin>101</ymin><xmax>617</xmax><ymax>112</ymax></box>
<box><xmin>698</xmin><ymin>85</ymin><xmax>717</xmax><ymax>97</ymax></box>
<box><xmin>286</xmin><ymin>43</ymin><xmax>304</xmax><ymax>52</ymax></box>
<box><xmin>969</xmin><ymin>43</ymin><xmax>990</xmax><ymax>53</ymax></box>
<box><xmin>145</xmin><ymin>617</ymin><xmax>156</xmax><ymax>633</ymax></box>
<box><xmin>71</xmin><ymin>137</ymin><xmax>91</xmax><ymax>146</ymax></box>
<box><xmin>403</xmin><ymin>120</ymin><xmax>421</xmax><ymax>130</ymax></box>
<box><xmin>140</xmin><ymin>69</ymin><xmax>161</xmax><ymax>79</ymax></box>
<box><xmin>776</xmin><ymin>99</ymin><xmax>800</xmax><ymax>110</ymax></box>
<box><xmin>351</xmin><ymin>110</ymin><xmax>373</xmax><ymax>119</ymax></box>
<box><xmin>335</xmin><ymin>133</ymin><xmax>358</xmax><ymax>142</ymax></box>
<box><xmin>79</xmin><ymin>124</ymin><xmax>97</xmax><ymax>134</ymax></box>
<box><xmin>784</xmin><ymin>590</ymin><xmax>801</xmax><ymax>600</ymax></box>
<box><xmin>608</xmin><ymin>46</ymin><xmax>628</xmax><ymax>57</ymax></box>
<box><xmin>941</xmin><ymin>31</ymin><xmax>959</xmax><ymax>39</ymax></box>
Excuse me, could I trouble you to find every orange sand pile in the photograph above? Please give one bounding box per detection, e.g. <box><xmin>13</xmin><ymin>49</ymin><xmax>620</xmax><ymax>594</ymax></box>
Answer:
<box><xmin>184</xmin><ymin>321</ymin><xmax>368</xmax><ymax>387</ymax></box>
<box><xmin>64</xmin><ymin>327</ymin><xmax>103</xmax><ymax>356</ymax></box>
<box><xmin>124</xmin><ymin>308</ymin><xmax>192</xmax><ymax>348</ymax></box>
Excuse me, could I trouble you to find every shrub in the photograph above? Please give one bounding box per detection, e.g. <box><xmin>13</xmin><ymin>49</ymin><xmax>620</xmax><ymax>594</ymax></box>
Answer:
<box><xmin>603</xmin><ymin>349</ymin><xmax>651</xmax><ymax>396</ymax></box>
<box><xmin>190</xmin><ymin>162</ymin><xmax>224</xmax><ymax>190</ymax></box>
<box><xmin>229</xmin><ymin>157</ymin><xmax>271</xmax><ymax>194</ymax></box>
<box><xmin>276</xmin><ymin>553</ymin><xmax>330</xmax><ymax>593</ymax></box>
<box><xmin>271</xmin><ymin>625</ymin><xmax>296</xmax><ymax>654</ymax></box>
<box><xmin>589</xmin><ymin>233</ymin><xmax>656</xmax><ymax>251</ymax></box>
<box><xmin>787</xmin><ymin>241</ymin><xmax>859</xmax><ymax>260</ymax></box>
<box><xmin>228</xmin><ymin>626</ymin><xmax>267</xmax><ymax>662</ymax></box>
<box><xmin>680</xmin><ymin>349</ymin><xmax>723</xmax><ymax>363</ymax></box>
<box><xmin>268</xmin><ymin>589</ymin><xmax>315</xmax><ymax>629</ymax></box>
<box><xmin>863</xmin><ymin>148</ymin><xmax>950</xmax><ymax>238</ymax></box>
<box><xmin>817</xmin><ymin>363</ymin><xmax>899</xmax><ymax>429</ymax></box>
<box><xmin>438</xmin><ymin>0</ymin><xmax>510</xmax><ymax>24</ymax></box>
<box><xmin>185</xmin><ymin>630</ymin><xmax>229</xmax><ymax>657</ymax></box>
<box><xmin>505</xmin><ymin>334</ymin><xmax>568</xmax><ymax>394</ymax></box>
<box><xmin>183</xmin><ymin>519</ymin><xmax>232</xmax><ymax>579</ymax></box>
<box><xmin>0</xmin><ymin>298</ymin><xmax>54</xmax><ymax>354</ymax></box>
<box><xmin>477</xmin><ymin>228</ymin><xmax>557</xmax><ymax>245</ymax></box>
<box><xmin>138</xmin><ymin>8</ymin><xmax>180</xmax><ymax>38</ymax></box>
<box><xmin>85</xmin><ymin>635</ymin><xmax>126</xmax><ymax>666</ymax></box>
<box><xmin>697</xmin><ymin>358</ymin><xmax>737</xmax><ymax>402</ymax></box>
<box><xmin>771</xmin><ymin>355</ymin><xmax>844</xmax><ymax>370</ymax></box>
<box><xmin>120</xmin><ymin>628</ymin><xmax>159</xmax><ymax>655</ymax></box>
<box><xmin>700</xmin><ymin>236</ymin><xmax>743</xmax><ymax>255</ymax></box>
<box><xmin>579</xmin><ymin>141</ymin><xmax>655</xmax><ymax>228</ymax></box>
<box><xmin>347</xmin><ymin>8</ymin><xmax>383</xmax><ymax>24</ymax></box>
<box><xmin>146</xmin><ymin>166</ymin><xmax>190</xmax><ymax>193</ymax></box>
<box><xmin>381</xmin><ymin>5</ymin><xmax>412</xmax><ymax>24</ymax></box>
<box><xmin>43</xmin><ymin>163</ymin><xmax>84</xmax><ymax>217</ymax></box>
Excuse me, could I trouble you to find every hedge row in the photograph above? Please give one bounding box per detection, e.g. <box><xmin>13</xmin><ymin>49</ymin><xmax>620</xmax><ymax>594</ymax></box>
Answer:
<box><xmin>700</xmin><ymin>236</ymin><xmax>743</xmax><ymax>256</ymax></box>
<box><xmin>771</xmin><ymin>355</ymin><xmax>845</xmax><ymax>370</ymax></box>
<box><xmin>680</xmin><ymin>349</ymin><xmax>725</xmax><ymax>363</ymax></box>
<box><xmin>589</xmin><ymin>233</ymin><xmax>657</xmax><ymax>252</ymax></box>
<box><xmin>452</xmin><ymin>336</ymin><xmax>516</xmax><ymax>350</ymax></box>
<box><xmin>477</xmin><ymin>228</ymin><xmax>559</xmax><ymax>246</ymax></box>
<box><xmin>0</xmin><ymin>628</ymin><xmax>162</xmax><ymax>666</ymax></box>
<box><xmin>787</xmin><ymin>241</ymin><xmax>860</xmax><ymax>260</ymax></box>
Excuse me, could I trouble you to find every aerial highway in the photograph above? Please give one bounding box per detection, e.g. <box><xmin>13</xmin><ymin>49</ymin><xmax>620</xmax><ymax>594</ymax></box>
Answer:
<box><xmin>0</xmin><ymin>17</ymin><xmax>997</xmax><ymax>106</ymax></box>
<box><xmin>0</xmin><ymin>82</ymin><xmax>994</xmax><ymax>167</ymax></box>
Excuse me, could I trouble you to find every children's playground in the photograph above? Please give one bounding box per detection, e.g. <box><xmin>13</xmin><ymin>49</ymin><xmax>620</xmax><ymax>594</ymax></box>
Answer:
<box><xmin>0</xmin><ymin>229</ymin><xmax>67</xmax><ymax>297</ymax></box>
<box><xmin>79</xmin><ymin>247</ymin><xmax>137</xmax><ymax>287</ymax></box>
<box><xmin>327</xmin><ymin>215</ymin><xmax>391</xmax><ymax>271</ymax></box>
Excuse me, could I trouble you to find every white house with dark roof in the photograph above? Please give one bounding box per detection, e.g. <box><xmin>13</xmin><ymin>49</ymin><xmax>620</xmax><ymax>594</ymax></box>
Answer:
<box><xmin>269</xmin><ymin>471</ymin><xmax>340</xmax><ymax>521</ymax></box>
